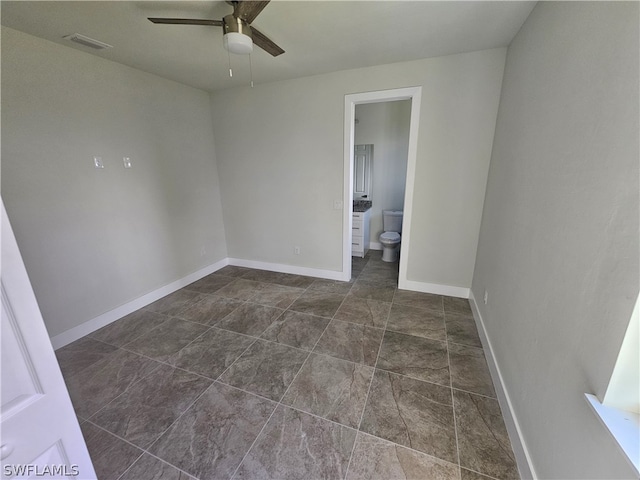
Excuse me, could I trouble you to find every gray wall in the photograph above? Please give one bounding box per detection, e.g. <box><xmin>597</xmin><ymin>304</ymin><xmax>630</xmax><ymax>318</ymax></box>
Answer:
<box><xmin>211</xmin><ymin>48</ymin><xmax>505</xmax><ymax>287</ymax></box>
<box><xmin>1</xmin><ymin>27</ymin><xmax>228</xmax><ymax>338</ymax></box>
<box><xmin>471</xmin><ymin>3</ymin><xmax>639</xmax><ymax>478</ymax></box>
<box><xmin>355</xmin><ymin>100</ymin><xmax>411</xmax><ymax>245</ymax></box>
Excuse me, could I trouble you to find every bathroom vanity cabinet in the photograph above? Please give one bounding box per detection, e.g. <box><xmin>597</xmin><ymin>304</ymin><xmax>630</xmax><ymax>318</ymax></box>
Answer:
<box><xmin>352</xmin><ymin>209</ymin><xmax>370</xmax><ymax>258</ymax></box>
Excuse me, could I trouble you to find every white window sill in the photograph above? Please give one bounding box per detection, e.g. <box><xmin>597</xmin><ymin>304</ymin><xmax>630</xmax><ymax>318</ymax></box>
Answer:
<box><xmin>585</xmin><ymin>393</ymin><xmax>639</xmax><ymax>476</ymax></box>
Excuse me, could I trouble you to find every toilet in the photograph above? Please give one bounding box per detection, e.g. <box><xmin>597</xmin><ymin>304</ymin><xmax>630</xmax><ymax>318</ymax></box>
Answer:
<box><xmin>379</xmin><ymin>210</ymin><xmax>403</xmax><ymax>262</ymax></box>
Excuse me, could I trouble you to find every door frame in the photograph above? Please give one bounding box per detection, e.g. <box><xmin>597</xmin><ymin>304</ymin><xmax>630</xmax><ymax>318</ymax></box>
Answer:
<box><xmin>342</xmin><ymin>86</ymin><xmax>423</xmax><ymax>283</ymax></box>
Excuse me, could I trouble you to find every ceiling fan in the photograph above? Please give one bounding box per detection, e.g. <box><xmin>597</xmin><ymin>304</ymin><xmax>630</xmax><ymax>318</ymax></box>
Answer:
<box><xmin>148</xmin><ymin>0</ymin><xmax>284</xmax><ymax>57</ymax></box>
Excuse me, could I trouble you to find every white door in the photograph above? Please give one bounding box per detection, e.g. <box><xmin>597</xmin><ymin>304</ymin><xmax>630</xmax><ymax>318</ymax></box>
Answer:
<box><xmin>1</xmin><ymin>202</ymin><xmax>95</xmax><ymax>479</ymax></box>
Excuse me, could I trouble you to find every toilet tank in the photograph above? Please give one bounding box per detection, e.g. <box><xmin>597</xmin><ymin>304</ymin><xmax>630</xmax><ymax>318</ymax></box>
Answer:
<box><xmin>382</xmin><ymin>210</ymin><xmax>403</xmax><ymax>233</ymax></box>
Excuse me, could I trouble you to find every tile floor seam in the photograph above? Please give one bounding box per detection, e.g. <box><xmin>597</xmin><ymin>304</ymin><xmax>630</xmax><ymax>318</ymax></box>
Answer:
<box><xmin>116</xmin><ymin>345</ymin><xmax>219</xmax><ymax>383</ymax></box>
<box><xmin>74</xmin><ymin>335</ymin><xmax>123</xmax><ymax>352</ymax></box>
<box><xmin>467</xmin><ymin>393</ymin><xmax>520</xmax><ymax>471</ymax></box>
<box><xmin>117</xmin><ymin>315</ymin><xmax>198</xmax><ymax>351</ymax></box>
<box><xmin>368</xmin><ymin>368</ymin><xmax>455</xmax><ymax>408</ymax></box>
<box><xmin>86</xmin><ymin>312</ymin><xmax>173</xmax><ymax>349</ymax></box>
<box><xmin>79</xmin><ymin>347</ymin><xmax>215</xmax><ymax>428</ymax></box>
<box><xmin>205</xmin><ymin>311</ymin><xmax>339</xmax><ymax>355</ymax></box>
<box><xmin>443</xmin><ymin>295</ymin><xmax>463</xmax><ymax>478</ymax></box>
<box><xmin>211</xmin><ymin>335</ymin><xmax>262</xmax><ymax>383</ymax></box>
<box><xmin>326</xmin><ymin>316</ymin><xmax>387</xmax><ymax>331</ymax></box>
<box><xmin>113</xmin><ymin>450</ymin><xmax>146</xmax><ymax>480</ymax></box>
<box><xmin>452</xmin><ymin>386</ymin><xmax>498</xmax><ymax>401</ymax></box>
<box><xmin>211</xmin><ymin>329</ymin><xmax>313</xmax><ymax>367</ymax></box>
<box><xmin>383</xmin><ymin>326</ymin><xmax>446</xmax><ymax>342</ymax></box>
<box><xmin>383</xmin><ymin>325</ymin><xmax>448</xmax><ymax>342</ymax></box>
<box><xmin>211</xmin><ymin>378</ymin><xmax>280</xmax><ymax>405</ymax></box>
<box><xmin>142</xmin><ymin>380</ymin><xmax>228</xmax><ymax>478</ymax></box>
<box><xmin>84</xmin><ymin>417</ymin><xmax>203</xmax><ymax>480</ymax></box>
<box><xmin>82</xmin><ymin>420</ymin><xmax>166</xmax><ymax>477</ymax></box>
<box><xmin>227</xmin><ymin>317</ymin><xmax>325</xmax><ymax>476</ymax></box>
<box><xmin>152</xmin><ymin>323</ymin><xmax>218</xmax><ymax>366</ymax></box>
<box><xmin>461</xmin><ymin>466</ymin><xmax>503</xmax><ymax>480</ymax></box>
<box><xmin>83</xmin><ymin>370</ymin><xmax>215</xmax><ymax>454</ymax></box>
<box><xmin>168</xmin><ymin>313</ymin><xmax>227</xmax><ymax>328</ymax></box>
<box><xmin>113</xmin><ymin>451</ymin><xmax>146</xmax><ymax>480</ymax></box>
<box><xmin>72</xmin><ymin>254</ymin><xmax>517</xmax><ymax>480</ymax></box>
<box><xmin>447</xmin><ymin>338</ymin><xmax>486</xmax><ymax>350</ymax></box>
<box><xmin>244</xmin><ymin>297</ymin><xmax>300</xmax><ymax>310</ymax></box>
<box><xmin>344</xmin><ymin>285</ymin><xmax>394</xmax><ymax>479</ymax></box>
<box><xmin>128</xmin><ymin>450</ymin><xmax>203</xmax><ymax>480</ymax></box>
<box><xmin>227</xmin><ymin>396</ymin><xmax>280</xmax><ymax>479</ymax></box>
<box><xmin>373</xmin><ymin>364</ymin><xmax>453</xmax><ymax>392</ymax></box>
<box><xmin>355</xmin><ymin>430</ymin><xmax>463</xmax><ymax>472</ymax></box>
<box><xmin>226</xmin><ymin>291</ymin><xmax>347</xmax><ymax>478</ymax></box>
<box><xmin>215</xmin><ymin>379</ymin><xmax>363</xmax><ymax>438</ymax></box>
<box><xmin>82</xmin><ymin>350</ymin><xmax>170</xmax><ymax>422</ymax></box>
<box><xmin>298</xmin><ymin>349</ymin><xmax>378</xmax><ymax>371</ymax></box>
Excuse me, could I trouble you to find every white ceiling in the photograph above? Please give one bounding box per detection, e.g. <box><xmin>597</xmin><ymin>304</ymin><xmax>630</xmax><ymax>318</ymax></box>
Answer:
<box><xmin>1</xmin><ymin>1</ymin><xmax>536</xmax><ymax>92</ymax></box>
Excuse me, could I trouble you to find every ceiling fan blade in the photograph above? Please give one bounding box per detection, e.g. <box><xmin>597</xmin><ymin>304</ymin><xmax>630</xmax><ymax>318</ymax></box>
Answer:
<box><xmin>148</xmin><ymin>18</ymin><xmax>223</xmax><ymax>26</ymax></box>
<box><xmin>251</xmin><ymin>26</ymin><xmax>284</xmax><ymax>57</ymax></box>
<box><xmin>234</xmin><ymin>1</ymin><xmax>270</xmax><ymax>23</ymax></box>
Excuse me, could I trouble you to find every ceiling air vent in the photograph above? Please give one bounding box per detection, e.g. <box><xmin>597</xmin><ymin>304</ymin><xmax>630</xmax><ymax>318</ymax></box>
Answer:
<box><xmin>62</xmin><ymin>33</ymin><xmax>112</xmax><ymax>50</ymax></box>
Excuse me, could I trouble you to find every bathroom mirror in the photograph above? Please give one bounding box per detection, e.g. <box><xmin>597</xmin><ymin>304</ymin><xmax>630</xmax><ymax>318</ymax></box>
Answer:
<box><xmin>353</xmin><ymin>144</ymin><xmax>373</xmax><ymax>201</ymax></box>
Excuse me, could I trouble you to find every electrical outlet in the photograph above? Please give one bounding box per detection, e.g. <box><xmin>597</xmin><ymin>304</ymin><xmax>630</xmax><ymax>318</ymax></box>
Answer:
<box><xmin>484</xmin><ymin>290</ymin><xmax>489</xmax><ymax>305</ymax></box>
<box><xmin>93</xmin><ymin>156</ymin><xmax>104</xmax><ymax>169</ymax></box>
<box><xmin>294</xmin><ymin>246</ymin><xmax>301</xmax><ymax>255</ymax></box>
<box><xmin>333</xmin><ymin>200</ymin><xmax>343</xmax><ymax>210</ymax></box>
<box><xmin>123</xmin><ymin>156</ymin><xmax>132</xmax><ymax>168</ymax></box>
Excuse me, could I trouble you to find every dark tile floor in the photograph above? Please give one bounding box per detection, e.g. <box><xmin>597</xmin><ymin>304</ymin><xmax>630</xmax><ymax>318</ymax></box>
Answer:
<box><xmin>57</xmin><ymin>251</ymin><xmax>520</xmax><ymax>480</ymax></box>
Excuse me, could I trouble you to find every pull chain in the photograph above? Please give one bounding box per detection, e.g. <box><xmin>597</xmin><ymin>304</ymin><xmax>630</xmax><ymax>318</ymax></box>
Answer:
<box><xmin>228</xmin><ymin>49</ymin><xmax>233</xmax><ymax>77</ymax></box>
<box><xmin>249</xmin><ymin>53</ymin><xmax>254</xmax><ymax>88</ymax></box>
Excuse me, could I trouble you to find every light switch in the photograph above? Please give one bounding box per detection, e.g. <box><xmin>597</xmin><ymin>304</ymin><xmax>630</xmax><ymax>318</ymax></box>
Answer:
<box><xmin>123</xmin><ymin>157</ymin><xmax>132</xmax><ymax>168</ymax></box>
<box><xmin>93</xmin><ymin>156</ymin><xmax>104</xmax><ymax>169</ymax></box>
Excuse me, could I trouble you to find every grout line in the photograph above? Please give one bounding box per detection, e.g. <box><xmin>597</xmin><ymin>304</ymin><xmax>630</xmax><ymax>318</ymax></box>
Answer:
<box><xmin>114</xmin><ymin>450</ymin><xmax>146</xmax><ymax>480</ymax></box>
<box><xmin>142</xmin><ymin>381</ymin><xmax>223</xmax><ymax>478</ymax></box>
<box><xmin>83</xmin><ymin>354</ymin><xmax>167</xmax><ymax>422</ymax></box>
<box><xmin>86</xmin><ymin>311</ymin><xmax>173</xmax><ymax>349</ymax></box>
<box><xmin>84</xmin><ymin>417</ymin><xmax>202</xmax><ymax>480</ymax></box>
<box><xmin>354</xmin><ymin>430</ymin><xmax>462</xmax><ymax>472</ymax></box>
<box><xmin>443</xmin><ymin>294</ymin><xmax>463</xmax><ymax>477</ymax></box>
<box><xmin>76</xmin><ymin>259</ymin><xmax>504</xmax><ymax>480</ymax></box>
<box><xmin>344</xmin><ymin>272</ymin><xmax>393</xmax><ymax>480</ymax></box>
<box><xmin>227</xmin><ymin>336</ymin><xmax>318</xmax><ymax>477</ymax></box>
<box><xmin>212</xmin><ymin>334</ymin><xmax>262</xmax><ymax>382</ymax></box>
<box><xmin>459</xmin><ymin>466</ymin><xmax>503</xmax><ymax>480</ymax></box>
<box><xmin>227</xmin><ymin>394</ymin><xmax>279</xmax><ymax>480</ymax></box>
<box><xmin>452</xmin><ymin>386</ymin><xmax>499</xmax><ymax>401</ymax></box>
<box><xmin>228</xmin><ymin>274</ymin><xmax>354</xmax><ymax>479</ymax></box>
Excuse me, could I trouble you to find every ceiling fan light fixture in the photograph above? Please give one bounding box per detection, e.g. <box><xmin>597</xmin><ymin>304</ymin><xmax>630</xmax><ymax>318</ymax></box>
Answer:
<box><xmin>223</xmin><ymin>32</ymin><xmax>253</xmax><ymax>55</ymax></box>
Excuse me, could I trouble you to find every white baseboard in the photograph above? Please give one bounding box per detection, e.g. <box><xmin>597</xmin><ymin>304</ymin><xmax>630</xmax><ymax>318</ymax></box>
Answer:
<box><xmin>50</xmin><ymin>258</ymin><xmax>229</xmax><ymax>350</ymax></box>
<box><xmin>51</xmin><ymin>257</ymin><xmax>349</xmax><ymax>349</ymax></box>
<box><xmin>469</xmin><ymin>291</ymin><xmax>537</xmax><ymax>480</ymax></box>
<box><xmin>228</xmin><ymin>258</ymin><xmax>347</xmax><ymax>282</ymax></box>
<box><xmin>398</xmin><ymin>279</ymin><xmax>469</xmax><ymax>298</ymax></box>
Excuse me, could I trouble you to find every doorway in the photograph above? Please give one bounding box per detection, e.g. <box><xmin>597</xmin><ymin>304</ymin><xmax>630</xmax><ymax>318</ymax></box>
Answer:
<box><xmin>342</xmin><ymin>87</ymin><xmax>423</xmax><ymax>284</ymax></box>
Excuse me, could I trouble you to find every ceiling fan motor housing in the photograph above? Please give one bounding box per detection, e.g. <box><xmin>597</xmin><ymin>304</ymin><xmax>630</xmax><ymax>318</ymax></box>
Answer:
<box><xmin>223</xmin><ymin>14</ymin><xmax>253</xmax><ymax>54</ymax></box>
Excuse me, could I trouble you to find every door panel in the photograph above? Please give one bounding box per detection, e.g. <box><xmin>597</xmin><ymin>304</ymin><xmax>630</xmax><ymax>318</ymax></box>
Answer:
<box><xmin>1</xmin><ymin>202</ymin><xmax>95</xmax><ymax>479</ymax></box>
